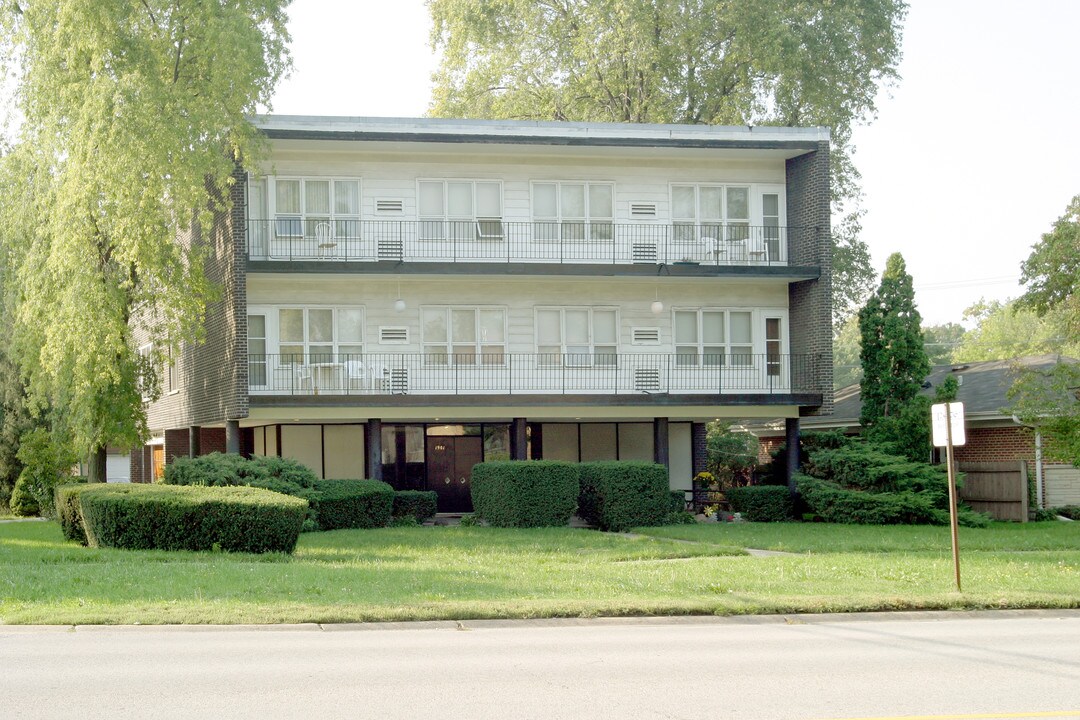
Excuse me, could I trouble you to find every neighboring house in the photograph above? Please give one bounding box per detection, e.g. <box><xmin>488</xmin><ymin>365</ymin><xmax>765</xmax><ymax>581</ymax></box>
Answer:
<box><xmin>131</xmin><ymin>116</ymin><xmax>834</xmax><ymax>512</ymax></box>
<box><xmin>751</xmin><ymin>355</ymin><xmax>1080</xmax><ymax>509</ymax></box>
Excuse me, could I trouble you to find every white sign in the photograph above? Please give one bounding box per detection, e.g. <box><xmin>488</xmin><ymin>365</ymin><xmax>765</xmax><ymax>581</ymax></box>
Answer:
<box><xmin>931</xmin><ymin>402</ymin><xmax>966</xmax><ymax>447</ymax></box>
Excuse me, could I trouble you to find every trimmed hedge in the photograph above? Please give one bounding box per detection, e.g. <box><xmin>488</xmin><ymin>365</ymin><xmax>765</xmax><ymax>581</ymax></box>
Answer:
<box><xmin>55</xmin><ymin>482</ymin><xmax>90</xmax><ymax>544</ymax></box>
<box><xmin>78</xmin><ymin>484</ymin><xmax>306</xmax><ymax>553</ymax></box>
<box><xmin>471</xmin><ymin>461</ymin><xmax>579</xmax><ymax>527</ymax></box>
<box><xmin>726</xmin><ymin>485</ymin><xmax>793</xmax><ymax>522</ymax></box>
<box><xmin>578</xmin><ymin>461</ymin><xmax>670</xmax><ymax>531</ymax></box>
<box><xmin>310</xmin><ymin>479</ymin><xmax>394</xmax><ymax>530</ymax></box>
<box><xmin>393</xmin><ymin>490</ymin><xmax>438</xmax><ymax>523</ymax></box>
<box><xmin>163</xmin><ymin>453</ymin><xmax>318</xmax><ymax>491</ymax></box>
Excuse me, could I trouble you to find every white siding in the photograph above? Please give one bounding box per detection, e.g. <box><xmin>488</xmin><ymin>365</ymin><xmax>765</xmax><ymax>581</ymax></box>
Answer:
<box><xmin>248</xmin><ymin>275</ymin><xmax>788</xmax><ymax>359</ymax></box>
<box><xmin>1045</xmin><ymin>465</ymin><xmax>1080</xmax><ymax>507</ymax></box>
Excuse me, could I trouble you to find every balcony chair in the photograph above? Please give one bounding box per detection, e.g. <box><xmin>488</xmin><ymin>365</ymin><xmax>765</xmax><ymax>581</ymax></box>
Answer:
<box><xmin>700</xmin><ymin>236</ymin><xmax>726</xmax><ymax>264</ymax></box>
<box><xmin>370</xmin><ymin>362</ymin><xmax>391</xmax><ymax>392</ymax></box>
<box><xmin>294</xmin><ymin>364</ymin><xmax>313</xmax><ymax>393</ymax></box>
<box><xmin>747</xmin><ymin>236</ymin><xmax>767</xmax><ymax>264</ymax></box>
<box><xmin>314</xmin><ymin>221</ymin><xmax>336</xmax><ymax>258</ymax></box>
<box><xmin>344</xmin><ymin>360</ymin><xmax>367</xmax><ymax>391</ymax></box>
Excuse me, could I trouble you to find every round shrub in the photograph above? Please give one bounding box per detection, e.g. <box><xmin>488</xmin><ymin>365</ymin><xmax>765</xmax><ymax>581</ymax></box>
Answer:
<box><xmin>578</xmin><ymin>461</ymin><xmax>670</xmax><ymax>531</ymax></box>
<box><xmin>471</xmin><ymin>461</ymin><xmax>579</xmax><ymax>528</ymax></box>
<box><xmin>78</xmin><ymin>484</ymin><xmax>306</xmax><ymax>554</ymax></box>
<box><xmin>54</xmin><ymin>481</ymin><xmax>90</xmax><ymax>544</ymax></box>
<box><xmin>392</xmin><ymin>490</ymin><xmax>438</xmax><ymax>523</ymax></box>
<box><xmin>310</xmin><ymin>479</ymin><xmax>394</xmax><ymax>530</ymax></box>
<box><xmin>726</xmin><ymin>485</ymin><xmax>793</xmax><ymax>522</ymax></box>
<box><xmin>9</xmin><ymin>475</ymin><xmax>39</xmax><ymax>516</ymax></box>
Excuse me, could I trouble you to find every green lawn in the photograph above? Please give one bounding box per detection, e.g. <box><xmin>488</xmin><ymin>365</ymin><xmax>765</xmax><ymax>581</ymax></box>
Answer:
<box><xmin>1</xmin><ymin>520</ymin><xmax>1077</xmax><ymax>625</ymax></box>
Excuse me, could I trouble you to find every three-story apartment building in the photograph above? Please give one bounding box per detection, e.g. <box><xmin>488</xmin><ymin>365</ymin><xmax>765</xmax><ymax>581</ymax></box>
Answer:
<box><xmin>132</xmin><ymin>116</ymin><xmax>833</xmax><ymax>512</ymax></box>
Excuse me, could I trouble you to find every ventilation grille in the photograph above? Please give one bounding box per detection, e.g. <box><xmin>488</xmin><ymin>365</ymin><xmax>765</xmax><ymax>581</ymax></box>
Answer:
<box><xmin>378</xmin><ymin>237</ymin><xmax>403</xmax><ymax>260</ymax></box>
<box><xmin>632</xmin><ymin>243</ymin><xmax>658</xmax><ymax>264</ymax></box>
<box><xmin>379</xmin><ymin>327</ymin><xmax>409</xmax><ymax>344</ymax></box>
<box><xmin>634</xmin><ymin>368</ymin><xmax>661</xmax><ymax>393</ymax></box>
<box><xmin>376</xmin><ymin>199</ymin><xmax>404</xmax><ymax>213</ymax></box>
<box><xmin>630</xmin><ymin>202</ymin><xmax>657</xmax><ymax>217</ymax></box>
<box><xmin>631</xmin><ymin>327</ymin><xmax>661</xmax><ymax>346</ymax></box>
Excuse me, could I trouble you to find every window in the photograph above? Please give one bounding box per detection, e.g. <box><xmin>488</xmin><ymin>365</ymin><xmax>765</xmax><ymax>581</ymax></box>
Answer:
<box><xmin>418</xmin><ymin>180</ymin><xmax>502</xmax><ymax>241</ymax></box>
<box><xmin>165</xmin><ymin>344</ymin><xmax>179</xmax><ymax>393</ymax></box>
<box><xmin>671</xmin><ymin>184</ymin><xmax>750</xmax><ymax>242</ymax></box>
<box><xmin>137</xmin><ymin>344</ymin><xmax>154</xmax><ymax>402</ymax></box>
<box><xmin>762</xmin><ymin>193</ymin><xmax>781</xmax><ymax>261</ymax></box>
<box><xmin>536</xmin><ymin>307</ymin><xmax>618</xmax><ymax>366</ymax></box>
<box><xmin>269</xmin><ymin>177</ymin><xmax>361</xmax><ymax>240</ymax></box>
<box><xmin>673</xmin><ymin>309</ymin><xmax>753</xmax><ymax>367</ymax></box>
<box><xmin>532</xmin><ymin>182</ymin><xmax>614</xmax><ymax>241</ymax></box>
<box><xmin>248</xmin><ymin>315</ymin><xmax>267</xmax><ymax>386</ymax></box>
<box><xmin>277</xmin><ymin>307</ymin><xmax>364</xmax><ymax>364</ymax></box>
<box><xmin>765</xmin><ymin>317</ymin><xmax>783</xmax><ymax>377</ymax></box>
<box><xmin>421</xmin><ymin>306</ymin><xmax>506</xmax><ymax>365</ymax></box>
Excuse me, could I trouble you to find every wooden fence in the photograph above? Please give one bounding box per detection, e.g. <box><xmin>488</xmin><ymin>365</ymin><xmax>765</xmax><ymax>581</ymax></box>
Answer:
<box><xmin>957</xmin><ymin>461</ymin><xmax>1028</xmax><ymax>522</ymax></box>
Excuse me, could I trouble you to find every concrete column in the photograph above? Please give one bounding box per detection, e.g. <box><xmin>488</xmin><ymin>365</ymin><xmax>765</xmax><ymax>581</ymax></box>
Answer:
<box><xmin>225</xmin><ymin>420</ymin><xmax>240</xmax><ymax>455</ymax></box>
<box><xmin>366</xmin><ymin>419</ymin><xmax>383</xmax><ymax>481</ymax></box>
<box><xmin>653</xmin><ymin>417</ymin><xmax>670</xmax><ymax>468</ymax></box>
<box><xmin>189</xmin><ymin>426</ymin><xmax>201</xmax><ymax>458</ymax></box>
<box><xmin>785</xmin><ymin>417</ymin><xmax>800</xmax><ymax>495</ymax></box>
<box><xmin>510</xmin><ymin>418</ymin><xmax>528</xmax><ymax>461</ymax></box>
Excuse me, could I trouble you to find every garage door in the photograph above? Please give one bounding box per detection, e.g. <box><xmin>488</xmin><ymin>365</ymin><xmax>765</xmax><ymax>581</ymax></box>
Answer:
<box><xmin>106</xmin><ymin>454</ymin><xmax>131</xmax><ymax>483</ymax></box>
<box><xmin>1045</xmin><ymin>464</ymin><xmax>1080</xmax><ymax>507</ymax></box>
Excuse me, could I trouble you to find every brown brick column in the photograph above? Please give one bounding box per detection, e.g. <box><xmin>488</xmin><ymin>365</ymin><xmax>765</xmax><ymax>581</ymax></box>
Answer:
<box><xmin>691</xmin><ymin>422</ymin><xmax>708</xmax><ymax>475</ymax></box>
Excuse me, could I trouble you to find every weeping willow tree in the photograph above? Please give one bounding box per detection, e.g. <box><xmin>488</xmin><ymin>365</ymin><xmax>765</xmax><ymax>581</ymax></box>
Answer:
<box><xmin>0</xmin><ymin>0</ymin><xmax>291</xmax><ymax>478</ymax></box>
<box><xmin>428</xmin><ymin>0</ymin><xmax>908</xmax><ymax>322</ymax></box>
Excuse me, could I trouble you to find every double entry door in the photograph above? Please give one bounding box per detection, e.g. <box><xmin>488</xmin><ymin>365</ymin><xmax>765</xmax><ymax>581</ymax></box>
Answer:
<box><xmin>425</xmin><ymin>436</ymin><xmax>483</xmax><ymax>513</ymax></box>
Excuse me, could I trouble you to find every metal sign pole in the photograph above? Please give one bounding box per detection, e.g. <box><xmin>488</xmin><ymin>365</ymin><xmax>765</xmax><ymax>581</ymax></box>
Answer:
<box><xmin>944</xmin><ymin>403</ymin><xmax>962</xmax><ymax>592</ymax></box>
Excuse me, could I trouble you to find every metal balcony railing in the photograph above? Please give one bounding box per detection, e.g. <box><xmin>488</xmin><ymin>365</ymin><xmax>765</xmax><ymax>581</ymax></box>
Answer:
<box><xmin>247</xmin><ymin>352</ymin><xmax>820</xmax><ymax>397</ymax></box>
<box><xmin>245</xmin><ymin>220</ymin><xmax>803</xmax><ymax>266</ymax></box>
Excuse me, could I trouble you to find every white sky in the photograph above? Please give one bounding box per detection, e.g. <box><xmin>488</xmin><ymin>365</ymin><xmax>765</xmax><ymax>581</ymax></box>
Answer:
<box><xmin>270</xmin><ymin>0</ymin><xmax>1080</xmax><ymax>328</ymax></box>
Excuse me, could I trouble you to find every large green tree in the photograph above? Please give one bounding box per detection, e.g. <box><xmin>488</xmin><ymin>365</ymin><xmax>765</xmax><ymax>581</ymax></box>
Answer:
<box><xmin>1010</xmin><ymin>196</ymin><xmax>1080</xmax><ymax>466</ymax></box>
<box><xmin>952</xmin><ymin>298</ymin><xmax>1079</xmax><ymax>363</ymax></box>
<box><xmin>858</xmin><ymin>253</ymin><xmax>931</xmax><ymax>461</ymax></box>
<box><xmin>0</xmin><ymin>0</ymin><xmax>291</xmax><ymax>478</ymax></box>
<box><xmin>427</xmin><ymin>0</ymin><xmax>908</xmax><ymax>323</ymax></box>
<box><xmin>1017</xmin><ymin>195</ymin><xmax>1079</xmax><ymax>336</ymax></box>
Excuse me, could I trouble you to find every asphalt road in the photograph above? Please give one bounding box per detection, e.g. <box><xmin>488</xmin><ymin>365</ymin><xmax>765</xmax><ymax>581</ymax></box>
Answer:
<box><xmin>2</xmin><ymin>611</ymin><xmax>1079</xmax><ymax>720</ymax></box>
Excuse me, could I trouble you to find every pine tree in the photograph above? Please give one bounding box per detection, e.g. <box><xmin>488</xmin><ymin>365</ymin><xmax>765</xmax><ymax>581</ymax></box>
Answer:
<box><xmin>858</xmin><ymin>253</ymin><xmax>932</xmax><ymax>460</ymax></box>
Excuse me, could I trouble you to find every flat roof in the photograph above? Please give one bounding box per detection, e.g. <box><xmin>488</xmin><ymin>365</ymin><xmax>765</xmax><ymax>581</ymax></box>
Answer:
<box><xmin>253</xmin><ymin>115</ymin><xmax>830</xmax><ymax>151</ymax></box>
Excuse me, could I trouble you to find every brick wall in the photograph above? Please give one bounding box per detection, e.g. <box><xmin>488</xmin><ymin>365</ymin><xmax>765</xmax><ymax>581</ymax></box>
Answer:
<box><xmin>786</xmin><ymin>140</ymin><xmax>834</xmax><ymax>417</ymax></box>
<box><xmin>953</xmin><ymin>426</ymin><xmax>1036</xmax><ymax>465</ymax></box>
<box><xmin>758</xmin><ymin>436</ymin><xmax>784</xmax><ymax>464</ymax></box>
<box><xmin>143</xmin><ymin>165</ymin><xmax>249</xmax><ymax>436</ymax></box>
<box><xmin>691</xmin><ymin>423</ymin><xmax>707</xmax><ymax>475</ymax></box>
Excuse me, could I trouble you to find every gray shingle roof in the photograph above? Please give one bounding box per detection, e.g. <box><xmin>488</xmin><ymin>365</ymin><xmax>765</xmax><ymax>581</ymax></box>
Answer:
<box><xmin>820</xmin><ymin>354</ymin><xmax>1077</xmax><ymax>425</ymax></box>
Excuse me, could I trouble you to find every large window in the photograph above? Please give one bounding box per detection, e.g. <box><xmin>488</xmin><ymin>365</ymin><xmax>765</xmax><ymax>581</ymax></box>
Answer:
<box><xmin>418</xmin><ymin>180</ymin><xmax>503</xmax><ymax>241</ymax></box>
<box><xmin>536</xmin><ymin>307</ymin><xmax>618</xmax><ymax>366</ymax></box>
<box><xmin>671</xmin><ymin>184</ymin><xmax>749</xmax><ymax>242</ymax></box>
<box><xmin>277</xmin><ymin>307</ymin><xmax>364</xmax><ymax>364</ymax></box>
<box><xmin>266</xmin><ymin>177</ymin><xmax>361</xmax><ymax>240</ymax></box>
<box><xmin>673</xmin><ymin>309</ymin><xmax>753</xmax><ymax>367</ymax></box>
<box><xmin>421</xmin><ymin>306</ymin><xmax>506</xmax><ymax>365</ymax></box>
<box><xmin>248</xmin><ymin>315</ymin><xmax>267</xmax><ymax>386</ymax></box>
<box><xmin>532</xmin><ymin>181</ymin><xmax>614</xmax><ymax>241</ymax></box>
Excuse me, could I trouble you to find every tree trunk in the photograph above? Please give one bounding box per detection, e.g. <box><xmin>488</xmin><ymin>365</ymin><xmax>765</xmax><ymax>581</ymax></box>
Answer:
<box><xmin>87</xmin><ymin>445</ymin><xmax>107</xmax><ymax>483</ymax></box>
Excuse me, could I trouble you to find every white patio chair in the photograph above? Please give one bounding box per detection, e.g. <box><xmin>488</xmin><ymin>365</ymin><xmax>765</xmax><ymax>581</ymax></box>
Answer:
<box><xmin>344</xmin><ymin>360</ymin><xmax>367</xmax><ymax>391</ymax></box>
<box><xmin>294</xmin><ymin>364</ymin><xmax>313</xmax><ymax>393</ymax></box>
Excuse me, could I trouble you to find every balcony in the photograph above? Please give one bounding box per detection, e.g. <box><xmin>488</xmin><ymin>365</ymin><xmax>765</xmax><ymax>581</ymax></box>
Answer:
<box><xmin>246</xmin><ymin>220</ymin><xmax>803</xmax><ymax>267</ymax></box>
<box><xmin>247</xmin><ymin>353</ymin><xmax>819</xmax><ymax>398</ymax></box>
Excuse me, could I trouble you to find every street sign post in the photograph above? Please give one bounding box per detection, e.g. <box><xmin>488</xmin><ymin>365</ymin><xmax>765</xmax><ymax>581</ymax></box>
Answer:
<box><xmin>931</xmin><ymin>401</ymin><xmax>966</xmax><ymax>592</ymax></box>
